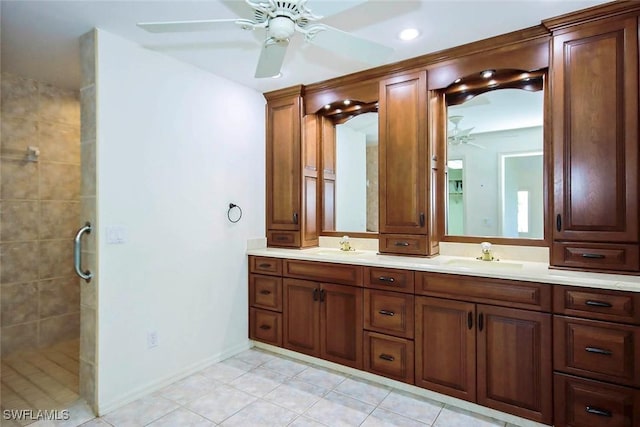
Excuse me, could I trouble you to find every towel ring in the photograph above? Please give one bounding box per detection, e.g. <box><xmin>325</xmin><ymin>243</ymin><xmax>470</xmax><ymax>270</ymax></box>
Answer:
<box><xmin>227</xmin><ymin>203</ymin><xmax>242</xmax><ymax>223</ymax></box>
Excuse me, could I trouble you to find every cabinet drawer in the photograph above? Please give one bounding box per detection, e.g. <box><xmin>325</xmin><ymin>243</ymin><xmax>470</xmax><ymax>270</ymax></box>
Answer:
<box><xmin>379</xmin><ymin>234</ymin><xmax>430</xmax><ymax>256</ymax></box>
<box><xmin>554</xmin><ymin>286</ymin><xmax>640</xmax><ymax>325</ymax></box>
<box><xmin>249</xmin><ymin>274</ymin><xmax>282</xmax><ymax>312</ymax></box>
<box><xmin>416</xmin><ymin>272</ymin><xmax>552</xmax><ymax>311</ymax></box>
<box><xmin>284</xmin><ymin>259</ymin><xmax>362</xmax><ymax>286</ymax></box>
<box><xmin>364</xmin><ymin>331</ymin><xmax>414</xmax><ymax>384</ymax></box>
<box><xmin>554</xmin><ymin>373</ymin><xmax>640</xmax><ymax>427</ymax></box>
<box><xmin>249</xmin><ymin>256</ymin><xmax>283</xmax><ymax>276</ymax></box>
<box><xmin>552</xmin><ymin>242</ymin><xmax>640</xmax><ymax>272</ymax></box>
<box><xmin>554</xmin><ymin>316</ymin><xmax>640</xmax><ymax>387</ymax></box>
<box><xmin>364</xmin><ymin>290</ymin><xmax>414</xmax><ymax>339</ymax></box>
<box><xmin>249</xmin><ymin>308</ymin><xmax>282</xmax><ymax>346</ymax></box>
<box><xmin>267</xmin><ymin>231</ymin><xmax>301</xmax><ymax>248</ymax></box>
<box><xmin>364</xmin><ymin>267</ymin><xmax>414</xmax><ymax>294</ymax></box>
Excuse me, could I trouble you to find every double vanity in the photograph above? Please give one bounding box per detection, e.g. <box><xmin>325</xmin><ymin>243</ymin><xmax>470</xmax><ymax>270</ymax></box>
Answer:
<box><xmin>247</xmin><ymin>246</ymin><xmax>640</xmax><ymax>427</ymax></box>
<box><xmin>253</xmin><ymin>1</ymin><xmax>640</xmax><ymax>426</ymax></box>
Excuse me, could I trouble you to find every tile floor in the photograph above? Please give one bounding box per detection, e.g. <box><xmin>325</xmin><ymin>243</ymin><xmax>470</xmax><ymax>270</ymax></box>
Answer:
<box><xmin>1</xmin><ymin>340</ymin><xmax>80</xmax><ymax>427</ymax></box>
<box><xmin>17</xmin><ymin>347</ymin><xmax>523</xmax><ymax>427</ymax></box>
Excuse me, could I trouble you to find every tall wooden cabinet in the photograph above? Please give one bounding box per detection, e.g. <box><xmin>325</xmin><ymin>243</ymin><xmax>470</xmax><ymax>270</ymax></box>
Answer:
<box><xmin>547</xmin><ymin>10</ymin><xmax>640</xmax><ymax>272</ymax></box>
<box><xmin>265</xmin><ymin>87</ymin><xmax>318</xmax><ymax>248</ymax></box>
<box><xmin>378</xmin><ymin>70</ymin><xmax>434</xmax><ymax>256</ymax></box>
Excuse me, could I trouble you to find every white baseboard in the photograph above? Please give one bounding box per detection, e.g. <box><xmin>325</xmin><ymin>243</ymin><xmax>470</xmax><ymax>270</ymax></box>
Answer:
<box><xmin>96</xmin><ymin>340</ymin><xmax>252</xmax><ymax>415</ymax></box>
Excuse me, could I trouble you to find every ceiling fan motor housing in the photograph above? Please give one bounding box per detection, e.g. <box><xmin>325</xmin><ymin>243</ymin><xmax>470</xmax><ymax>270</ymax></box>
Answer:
<box><xmin>269</xmin><ymin>16</ymin><xmax>296</xmax><ymax>40</ymax></box>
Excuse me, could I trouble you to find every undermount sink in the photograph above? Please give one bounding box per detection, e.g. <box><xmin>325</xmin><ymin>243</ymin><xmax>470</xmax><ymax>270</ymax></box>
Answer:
<box><xmin>443</xmin><ymin>258</ymin><xmax>523</xmax><ymax>269</ymax></box>
<box><xmin>313</xmin><ymin>249</ymin><xmax>366</xmax><ymax>256</ymax></box>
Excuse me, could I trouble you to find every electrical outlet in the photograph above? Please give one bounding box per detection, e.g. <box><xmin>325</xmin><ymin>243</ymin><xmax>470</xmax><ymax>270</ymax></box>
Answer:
<box><xmin>147</xmin><ymin>331</ymin><xmax>159</xmax><ymax>349</ymax></box>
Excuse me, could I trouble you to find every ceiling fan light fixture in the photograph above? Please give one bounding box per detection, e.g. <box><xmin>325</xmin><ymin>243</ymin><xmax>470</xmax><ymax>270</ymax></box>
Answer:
<box><xmin>399</xmin><ymin>28</ymin><xmax>420</xmax><ymax>41</ymax></box>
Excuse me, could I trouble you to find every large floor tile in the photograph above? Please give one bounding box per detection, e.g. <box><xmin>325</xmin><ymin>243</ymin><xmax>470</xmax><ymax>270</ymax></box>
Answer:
<box><xmin>433</xmin><ymin>406</ymin><xmax>506</xmax><ymax>427</ymax></box>
<box><xmin>220</xmin><ymin>400</ymin><xmax>297</xmax><ymax>426</ymax></box>
<box><xmin>229</xmin><ymin>371</ymin><xmax>283</xmax><ymax>397</ymax></box>
<box><xmin>186</xmin><ymin>384</ymin><xmax>256</xmax><ymax>424</ymax></box>
<box><xmin>145</xmin><ymin>408</ymin><xmax>216</xmax><ymax>427</ymax></box>
<box><xmin>304</xmin><ymin>391</ymin><xmax>375</xmax><ymax>427</ymax></box>
<box><xmin>361</xmin><ymin>407</ymin><xmax>429</xmax><ymax>427</ymax></box>
<box><xmin>157</xmin><ymin>373</ymin><xmax>219</xmax><ymax>405</ymax></box>
<box><xmin>334</xmin><ymin>377</ymin><xmax>391</xmax><ymax>406</ymax></box>
<box><xmin>263</xmin><ymin>379</ymin><xmax>327</xmax><ymax>413</ymax></box>
<box><xmin>294</xmin><ymin>366</ymin><xmax>347</xmax><ymax>389</ymax></box>
<box><xmin>101</xmin><ymin>395</ymin><xmax>178</xmax><ymax>427</ymax></box>
<box><xmin>229</xmin><ymin>348</ymin><xmax>277</xmax><ymax>368</ymax></box>
<box><xmin>378</xmin><ymin>390</ymin><xmax>443</xmax><ymax>425</ymax></box>
<box><xmin>288</xmin><ymin>416</ymin><xmax>328</xmax><ymax>427</ymax></box>
<box><xmin>261</xmin><ymin>357</ymin><xmax>308</xmax><ymax>377</ymax></box>
<box><xmin>200</xmin><ymin>361</ymin><xmax>250</xmax><ymax>384</ymax></box>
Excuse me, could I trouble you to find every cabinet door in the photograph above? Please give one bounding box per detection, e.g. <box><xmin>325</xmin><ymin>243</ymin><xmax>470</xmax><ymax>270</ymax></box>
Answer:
<box><xmin>415</xmin><ymin>296</ymin><xmax>476</xmax><ymax>402</ymax></box>
<box><xmin>283</xmin><ymin>279</ymin><xmax>319</xmax><ymax>357</ymax></box>
<box><xmin>477</xmin><ymin>305</ymin><xmax>552</xmax><ymax>424</ymax></box>
<box><xmin>379</xmin><ymin>71</ymin><xmax>428</xmax><ymax>236</ymax></box>
<box><xmin>266</xmin><ymin>94</ymin><xmax>302</xmax><ymax>235</ymax></box>
<box><xmin>551</xmin><ymin>16</ymin><xmax>638</xmax><ymax>243</ymax></box>
<box><xmin>320</xmin><ymin>283</ymin><xmax>363</xmax><ymax>369</ymax></box>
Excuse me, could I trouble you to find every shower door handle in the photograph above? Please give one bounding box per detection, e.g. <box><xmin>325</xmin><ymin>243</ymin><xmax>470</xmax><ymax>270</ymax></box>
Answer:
<box><xmin>74</xmin><ymin>222</ymin><xmax>93</xmax><ymax>283</ymax></box>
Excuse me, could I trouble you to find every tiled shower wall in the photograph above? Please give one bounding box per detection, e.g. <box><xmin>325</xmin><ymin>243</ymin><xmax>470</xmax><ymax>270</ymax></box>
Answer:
<box><xmin>0</xmin><ymin>72</ymin><xmax>81</xmax><ymax>355</ymax></box>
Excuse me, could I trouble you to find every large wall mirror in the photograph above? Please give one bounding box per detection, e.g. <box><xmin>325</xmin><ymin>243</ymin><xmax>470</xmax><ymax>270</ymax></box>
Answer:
<box><xmin>444</xmin><ymin>69</ymin><xmax>545</xmax><ymax>241</ymax></box>
<box><xmin>318</xmin><ymin>100</ymin><xmax>378</xmax><ymax>235</ymax></box>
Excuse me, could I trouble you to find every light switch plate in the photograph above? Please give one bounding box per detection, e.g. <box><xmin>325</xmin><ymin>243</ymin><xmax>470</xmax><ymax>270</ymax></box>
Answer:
<box><xmin>106</xmin><ymin>225</ymin><xmax>127</xmax><ymax>244</ymax></box>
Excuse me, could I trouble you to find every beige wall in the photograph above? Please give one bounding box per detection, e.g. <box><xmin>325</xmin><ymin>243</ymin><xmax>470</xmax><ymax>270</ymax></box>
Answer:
<box><xmin>0</xmin><ymin>72</ymin><xmax>81</xmax><ymax>356</ymax></box>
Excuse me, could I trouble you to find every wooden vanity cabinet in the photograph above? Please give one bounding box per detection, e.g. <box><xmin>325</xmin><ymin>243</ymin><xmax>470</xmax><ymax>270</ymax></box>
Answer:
<box><xmin>547</xmin><ymin>11</ymin><xmax>640</xmax><ymax>271</ymax></box>
<box><xmin>248</xmin><ymin>256</ymin><xmax>284</xmax><ymax>346</ymax></box>
<box><xmin>265</xmin><ymin>87</ymin><xmax>318</xmax><ymax>248</ymax></box>
<box><xmin>415</xmin><ymin>273</ymin><xmax>553</xmax><ymax>424</ymax></box>
<box><xmin>378</xmin><ymin>70</ymin><xmax>434</xmax><ymax>256</ymax></box>
<box><xmin>283</xmin><ymin>278</ymin><xmax>363</xmax><ymax>369</ymax></box>
<box><xmin>553</xmin><ymin>285</ymin><xmax>640</xmax><ymax>426</ymax></box>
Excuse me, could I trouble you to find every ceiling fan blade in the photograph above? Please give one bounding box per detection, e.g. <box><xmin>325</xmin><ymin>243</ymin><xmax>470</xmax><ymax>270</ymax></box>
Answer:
<box><xmin>137</xmin><ymin>19</ymin><xmax>239</xmax><ymax>33</ymax></box>
<box><xmin>307</xmin><ymin>24</ymin><xmax>393</xmax><ymax>65</ymax></box>
<box><xmin>255</xmin><ymin>38</ymin><xmax>289</xmax><ymax>78</ymax></box>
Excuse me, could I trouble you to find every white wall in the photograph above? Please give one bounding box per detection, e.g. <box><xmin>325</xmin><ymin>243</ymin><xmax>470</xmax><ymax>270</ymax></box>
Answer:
<box><xmin>335</xmin><ymin>125</ymin><xmax>367</xmax><ymax>231</ymax></box>
<box><xmin>95</xmin><ymin>30</ymin><xmax>265</xmax><ymax>411</ymax></box>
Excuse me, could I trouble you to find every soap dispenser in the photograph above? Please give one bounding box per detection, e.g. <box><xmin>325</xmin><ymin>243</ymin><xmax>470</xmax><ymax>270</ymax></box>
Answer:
<box><xmin>339</xmin><ymin>235</ymin><xmax>352</xmax><ymax>251</ymax></box>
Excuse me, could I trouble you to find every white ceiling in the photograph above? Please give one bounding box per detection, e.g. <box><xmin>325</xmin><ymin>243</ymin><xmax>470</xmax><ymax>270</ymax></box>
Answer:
<box><xmin>1</xmin><ymin>0</ymin><xmax>611</xmax><ymax>93</ymax></box>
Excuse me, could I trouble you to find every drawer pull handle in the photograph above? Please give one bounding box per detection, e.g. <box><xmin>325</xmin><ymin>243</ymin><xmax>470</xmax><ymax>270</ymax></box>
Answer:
<box><xmin>276</xmin><ymin>236</ymin><xmax>288</xmax><ymax>241</ymax></box>
<box><xmin>585</xmin><ymin>300</ymin><xmax>613</xmax><ymax>308</ymax></box>
<box><xmin>585</xmin><ymin>406</ymin><xmax>612</xmax><ymax>417</ymax></box>
<box><xmin>313</xmin><ymin>288</ymin><xmax>319</xmax><ymax>302</ymax></box>
<box><xmin>259</xmin><ymin>324</ymin><xmax>271</xmax><ymax>330</ymax></box>
<box><xmin>378</xmin><ymin>276</ymin><xmax>395</xmax><ymax>283</ymax></box>
<box><xmin>585</xmin><ymin>346</ymin><xmax>613</xmax><ymax>356</ymax></box>
<box><xmin>581</xmin><ymin>253</ymin><xmax>605</xmax><ymax>259</ymax></box>
<box><xmin>293</xmin><ymin>212</ymin><xmax>299</xmax><ymax>224</ymax></box>
<box><xmin>258</xmin><ymin>263</ymin><xmax>272</xmax><ymax>268</ymax></box>
<box><xmin>379</xmin><ymin>354</ymin><xmax>395</xmax><ymax>362</ymax></box>
<box><xmin>419</xmin><ymin>212</ymin><xmax>425</xmax><ymax>227</ymax></box>
<box><xmin>478</xmin><ymin>313</ymin><xmax>484</xmax><ymax>332</ymax></box>
<box><xmin>259</xmin><ymin>290</ymin><xmax>272</xmax><ymax>295</ymax></box>
<box><xmin>395</xmin><ymin>241</ymin><xmax>410</xmax><ymax>247</ymax></box>
<box><xmin>379</xmin><ymin>310</ymin><xmax>395</xmax><ymax>316</ymax></box>
<box><xmin>467</xmin><ymin>311</ymin><xmax>473</xmax><ymax>330</ymax></box>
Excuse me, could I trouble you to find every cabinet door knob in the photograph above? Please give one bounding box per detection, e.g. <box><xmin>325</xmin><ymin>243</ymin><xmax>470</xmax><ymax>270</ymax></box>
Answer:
<box><xmin>379</xmin><ymin>310</ymin><xmax>395</xmax><ymax>316</ymax></box>
<box><xmin>379</xmin><ymin>354</ymin><xmax>395</xmax><ymax>362</ymax></box>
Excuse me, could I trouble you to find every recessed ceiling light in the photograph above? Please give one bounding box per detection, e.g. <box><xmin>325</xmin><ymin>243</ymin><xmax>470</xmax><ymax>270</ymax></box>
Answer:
<box><xmin>454</xmin><ymin>78</ymin><xmax>462</xmax><ymax>84</ymax></box>
<box><xmin>399</xmin><ymin>28</ymin><xmax>420</xmax><ymax>41</ymax></box>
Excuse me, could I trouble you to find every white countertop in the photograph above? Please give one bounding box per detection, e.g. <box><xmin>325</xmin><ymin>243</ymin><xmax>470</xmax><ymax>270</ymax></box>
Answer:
<box><xmin>247</xmin><ymin>247</ymin><xmax>640</xmax><ymax>293</ymax></box>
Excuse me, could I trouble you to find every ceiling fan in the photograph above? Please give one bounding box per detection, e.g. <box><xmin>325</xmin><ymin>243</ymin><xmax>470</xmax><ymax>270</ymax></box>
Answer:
<box><xmin>137</xmin><ymin>0</ymin><xmax>394</xmax><ymax>79</ymax></box>
<box><xmin>448</xmin><ymin>115</ymin><xmax>485</xmax><ymax>149</ymax></box>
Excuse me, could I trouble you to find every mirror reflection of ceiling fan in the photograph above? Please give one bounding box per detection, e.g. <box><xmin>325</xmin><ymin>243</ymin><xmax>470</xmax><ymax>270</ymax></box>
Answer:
<box><xmin>448</xmin><ymin>115</ymin><xmax>485</xmax><ymax>149</ymax></box>
<box><xmin>137</xmin><ymin>0</ymin><xmax>394</xmax><ymax>79</ymax></box>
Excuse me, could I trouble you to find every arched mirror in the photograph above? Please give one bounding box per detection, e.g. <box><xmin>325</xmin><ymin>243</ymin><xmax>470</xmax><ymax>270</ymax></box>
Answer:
<box><xmin>444</xmin><ymin>69</ymin><xmax>545</xmax><ymax>242</ymax></box>
<box><xmin>318</xmin><ymin>100</ymin><xmax>378</xmax><ymax>235</ymax></box>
